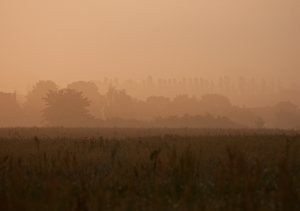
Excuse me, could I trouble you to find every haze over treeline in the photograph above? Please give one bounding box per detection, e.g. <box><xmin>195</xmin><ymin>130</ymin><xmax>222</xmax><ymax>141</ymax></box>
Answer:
<box><xmin>1</xmin><ymin>80</ymin><xmax>300</xmax><ymax>129</ymax></box>
<box><xmin>1</xmin><ymin>1</ymin><xmax>300</xmax><ymax>128</ymax></box>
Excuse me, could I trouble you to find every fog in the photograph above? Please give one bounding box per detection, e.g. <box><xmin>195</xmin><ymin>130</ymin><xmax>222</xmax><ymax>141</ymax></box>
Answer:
<box><xmin>1</xmin><ymin>1</ymin><xmax>300</xmax><ymax>128</ymax></box>
<box><xmin>1</xmin><ymin>0</ymin><xmax>300</xmax><ymax>93</ymax></box>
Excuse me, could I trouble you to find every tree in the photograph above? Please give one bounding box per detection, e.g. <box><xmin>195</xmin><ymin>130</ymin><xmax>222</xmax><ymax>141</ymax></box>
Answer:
<box><xmin>67</xmin><ymin>81</ymin><xmax>99</xmax><ymax>97</ymax></box>
<box><xmin>104</xmin><ymin>87</ymin><xmax>141</xmax><ymax>119</ymax></box>
<box><xmin>23</xmin><ymin>80</ymin><xmax>58</xmax><ymax>126</ymax></box>
<box><xmin>200</xmin><ymin>94</ymin><xmax>232</xmax><ymax>115</ymax></box>
<box><xmin>67</xmin><ymin>81</ymin><xmax>105</xmax><ymax>118</ymax></box>
<box><xmin>172</xmin><ymin>95</ymin><xmax>199</xmax><ymax>116</ymax></box>
<box><xmin>145</xmin><ymin>96</ymin><xmax>171</xmax><ymax>118</ymax></box>
<box><xmin>43</xmin><ymin>89</ymin><xmax>95</xmax><ymax>127</ymax></box>
<box><xmin>201</xmin><ymin>94</ymin><xmax>232</xmax><ymax>108</ymax></box>
<box><xmin>26</xmin><ymin>80</ymin><xmax>58</xmax><ymax>108</ymax></box>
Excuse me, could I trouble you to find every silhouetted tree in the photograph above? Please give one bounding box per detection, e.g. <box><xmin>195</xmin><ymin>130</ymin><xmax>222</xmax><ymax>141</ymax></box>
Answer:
<box><xmin>172</xmin><ymin>95</ymin><xmax>199</xmax><ymax>116</ymax></box>
<box><xmin>67</xmin><ymin>81</ymin><xmax>105</xmax><ymax>118</ymax></box>
<box><xmin>68</xmin><ymin>81</ymin><xmax>98</xmax><ymax>95</ymax></box>
<box><xmin>26</xmin><ymin>81</ymin><xmax>58</xmax><ymax>108</ymax></box>
<box><xmin>104</xmin><ymin>87</ymin><xmax>141</xmax><ymax>119</ymax></box>
<box><xmin>43</xmin><ymin>89</ymin><xmax>95</xmax><ymax>127</ymax></box>
<box><xmin>145</xmin><ymin>96</ymin><xmax>171</xmax><ymax>118</ymax></box>
<box><xmin>201</xmin><ymin>94</ymin><xmax>232</xmax><ymax>113</ymax></box>
<box><xmin>23</xmin><ymin>80</ymin><xmax>58</xmax><ymax>126</ymax></box>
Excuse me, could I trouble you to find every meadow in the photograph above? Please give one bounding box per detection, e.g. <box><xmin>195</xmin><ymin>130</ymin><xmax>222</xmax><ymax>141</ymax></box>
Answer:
<box><xmin>0</xmin><ymin>128</ymin><xmax>300</xmax><ymax>211</ymax></box>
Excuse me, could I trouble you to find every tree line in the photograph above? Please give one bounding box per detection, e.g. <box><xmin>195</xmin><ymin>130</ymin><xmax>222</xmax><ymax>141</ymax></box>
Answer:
<box><xmin>0</xmin><ymin>80</ymin><xmax>300</xmax><ymax>129</ymax></box>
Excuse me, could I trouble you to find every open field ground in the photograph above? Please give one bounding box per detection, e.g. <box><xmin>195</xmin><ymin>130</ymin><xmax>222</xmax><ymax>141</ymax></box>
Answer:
<box><xmin>0</xmin><ymin>128</ymin><xmax>300</xmax><ymax>210</ymax></box>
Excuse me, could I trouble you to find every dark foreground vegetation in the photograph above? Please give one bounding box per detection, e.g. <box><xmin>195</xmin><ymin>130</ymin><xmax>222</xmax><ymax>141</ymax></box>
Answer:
<box><xmin>0</xmin><ymin>128</ymin><xmax>300</xmax><ymax>210</ymax></box>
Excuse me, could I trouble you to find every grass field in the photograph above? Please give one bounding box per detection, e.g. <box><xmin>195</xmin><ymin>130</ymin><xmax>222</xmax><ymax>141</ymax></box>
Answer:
<box><xmin>0</xmin><ymin>128</ymin><xmax>300</xmax><ymax>210</ymax></box>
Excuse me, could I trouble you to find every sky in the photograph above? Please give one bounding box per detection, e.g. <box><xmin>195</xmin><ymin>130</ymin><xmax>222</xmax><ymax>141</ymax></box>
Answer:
<box><xmin>0</xmin><ymin>0</ymin><xmax>300</xmax><ymax>93</ymax></box>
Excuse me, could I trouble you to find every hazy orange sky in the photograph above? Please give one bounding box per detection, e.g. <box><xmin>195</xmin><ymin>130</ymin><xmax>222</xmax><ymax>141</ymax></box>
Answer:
<box><xmin>1</xmin><ymin>0</ymin><xmax>299</xmax><ymax>93</ymax></box>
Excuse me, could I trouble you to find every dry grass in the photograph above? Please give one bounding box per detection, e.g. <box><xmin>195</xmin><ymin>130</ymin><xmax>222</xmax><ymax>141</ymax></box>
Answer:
<box><xmin>0</xmin><ymin>128</ymin><xmax>300</xmax><ymax>210</ymax></box>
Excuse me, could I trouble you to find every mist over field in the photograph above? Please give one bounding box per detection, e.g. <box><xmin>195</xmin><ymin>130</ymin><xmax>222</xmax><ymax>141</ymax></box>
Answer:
<box><xmin>1</xmin><ymin>1</ymin><xmax>300</xmax><ymax>210</ymax></box>
<box><xmin>1</xmin><ymin>0</ymin><xmax>300</xmax><ymax>128</ymax></box>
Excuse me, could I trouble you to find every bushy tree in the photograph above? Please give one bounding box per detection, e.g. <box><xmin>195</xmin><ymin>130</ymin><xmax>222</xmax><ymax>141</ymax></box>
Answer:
<box><xmin>43</xmin><ymin>89</ymin><xmax>95</xmax><ymax>127</ymax></box>
<box><xmin>104</xmin><ymin>87</ymin><xmax>140</xmax><ymax>119</ymax></box>
<box><xmin>23</xmin><ymin>80</ymin><xmax>58</xmax><ymax>126</ymax></box>
<box><xmin>67</xmin><ymin>81</ymin><xmax>105</xmax><ymax>118</ymax></box>
<box><xmin>25</xmin><ymin>80</ymin><xmax>58</xmax><ymax>108</ymax></box>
